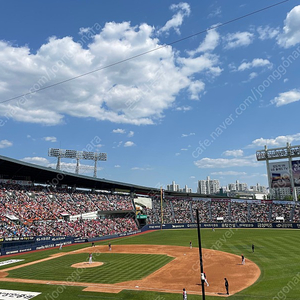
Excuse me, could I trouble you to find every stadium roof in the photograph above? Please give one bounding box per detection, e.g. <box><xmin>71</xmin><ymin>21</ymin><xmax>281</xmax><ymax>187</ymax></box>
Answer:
<box><xmin>0</xmin><ymin>155</ymin><xmax>218</xmax><ymax>198</ymax></box>
<box><xmin>0</xmin><ymin>154</ymin><xmax>158</xmax><ymax>194</ymax></box>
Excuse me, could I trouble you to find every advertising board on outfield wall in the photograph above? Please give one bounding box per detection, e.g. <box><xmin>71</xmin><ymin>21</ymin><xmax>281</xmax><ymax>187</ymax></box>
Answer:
<box><xmin>143</xmin><ymin>222</ymin><xmax>300</xmax><ymax>231</ymax></box>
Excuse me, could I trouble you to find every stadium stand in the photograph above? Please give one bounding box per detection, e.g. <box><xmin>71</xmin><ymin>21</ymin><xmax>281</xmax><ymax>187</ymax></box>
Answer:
<box><xmin>0</xmin><ymin>183</ymin><xmax>137</xmax><ymax>238</ymax></box>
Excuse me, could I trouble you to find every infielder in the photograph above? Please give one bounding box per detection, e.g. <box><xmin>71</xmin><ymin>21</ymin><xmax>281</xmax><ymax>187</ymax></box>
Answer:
<box><xmin>182</xmin><ymin>288</ymin><xmax>187</xmax><ymax>300</ymax></box>
<box><xmin>241</xmin><ymin>254</ymin><xmax>245</xmax><ymax>265</ymax></box>
<box><xmin>224</xmin><ymin>278</ymin><xmax>229</xmax><ymax>295</ymax></box>
<box><xmin>89</xmin><ymin>253</ymin><xmax>93</xmax><ymax>264</ymax></box>
<box><xmin>204</xmin><ymin>272</ymin><xmax>209</xmax><ymax>286</ymax></box>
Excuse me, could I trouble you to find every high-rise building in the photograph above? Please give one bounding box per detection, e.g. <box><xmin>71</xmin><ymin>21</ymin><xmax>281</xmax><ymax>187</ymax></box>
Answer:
<box><xmin>166</xmin><ymin>181</ymin><xmax>180</xmax><ymax>192</ymax></box>
<box><xmin>180</xmin><ymin>185</ymin><xmax>192</xmax><ymax>193</ymax></box>
<box><xmin>250</xmin><ymin>183</ymin><xmax>267</xmax><ymax>194</ymax></box>
<box><xmin>197</xmin><ymin>176</ymin><xmax>220</xmax><ymax>195</ymax></box>
<box><xmin>228</xmin><ymin>180</ymin><xmax>248</xmax><ymax>192</ymax></box>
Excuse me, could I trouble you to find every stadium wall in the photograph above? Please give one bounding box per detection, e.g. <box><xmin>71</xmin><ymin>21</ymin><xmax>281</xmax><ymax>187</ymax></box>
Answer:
<box><xmin>0</xmin><ymin>230</ymin><xmax>141</xmax><ymax>256</ymax></box>
<box><xmin>142</xmin><ymin>222</ymin><xmax>300</xmax><ymax>231</ymax></box>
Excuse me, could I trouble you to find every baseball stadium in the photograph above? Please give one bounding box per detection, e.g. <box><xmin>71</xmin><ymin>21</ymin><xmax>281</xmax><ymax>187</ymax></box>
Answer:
<box><xmin>0</xmin><ymin>155</ymin><xmax>299</xmax><ymax>300</ymax></box>
<box><xmin>1</xmin><ymin>1</ymin><xmax>300</xmax><ymax>300</ymax></box>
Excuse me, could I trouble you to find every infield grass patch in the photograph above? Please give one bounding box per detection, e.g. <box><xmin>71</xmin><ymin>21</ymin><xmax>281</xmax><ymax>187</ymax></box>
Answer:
<box><xmin>7</xmin><ymin>253</ymin><xmax>173</xmax><ymax>284</ymax></box>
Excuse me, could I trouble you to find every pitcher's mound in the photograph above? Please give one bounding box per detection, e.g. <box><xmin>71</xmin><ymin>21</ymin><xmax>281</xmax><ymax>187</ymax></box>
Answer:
<box><xmin>71</xmin><ymin>262</ymin><xmax>104</xmax><ymax>268</ymax></box>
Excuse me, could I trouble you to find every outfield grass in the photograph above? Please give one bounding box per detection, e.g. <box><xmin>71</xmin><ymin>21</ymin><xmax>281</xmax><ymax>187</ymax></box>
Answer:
<box><xmin>0</xmin><ymin>229</ymin><xmax>300</xmax><ymax>299</ymax></box>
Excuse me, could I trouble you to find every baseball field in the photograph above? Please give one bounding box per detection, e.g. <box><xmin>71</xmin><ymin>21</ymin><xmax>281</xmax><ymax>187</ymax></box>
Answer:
<box><xmin>0</xmin><ymin>228</ymin><xmax>299</xmax><ymax>299</ymax></box>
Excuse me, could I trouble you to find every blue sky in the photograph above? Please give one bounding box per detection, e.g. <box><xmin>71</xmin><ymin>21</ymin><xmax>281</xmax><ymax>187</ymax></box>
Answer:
<box><xmin>0</xmin><ymin>0</ymin><xmax>300</xmax><ymax>192</ymax></box>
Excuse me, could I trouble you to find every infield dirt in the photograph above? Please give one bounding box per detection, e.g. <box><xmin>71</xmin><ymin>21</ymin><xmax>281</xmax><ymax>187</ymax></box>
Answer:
<box><xmin>0</xmin><ymin>244</ymin><xmax>260</xmax><ymax>297</ymax></box>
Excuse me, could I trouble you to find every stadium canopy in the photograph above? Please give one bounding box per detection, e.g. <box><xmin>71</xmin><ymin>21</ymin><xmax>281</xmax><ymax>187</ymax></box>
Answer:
<box><xmin>0</xmin><ymin>155</ymin><xmax>157</xmax><ymax>194</ymax></box>
<box><xmin>0</xmin><ymin>155</ymin><xmax>217</xmax><ymax>198</ymax></box>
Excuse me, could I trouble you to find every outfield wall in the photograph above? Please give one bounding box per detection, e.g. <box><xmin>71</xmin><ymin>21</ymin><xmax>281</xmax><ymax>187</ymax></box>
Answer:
<box><xmin>0</xmin><ymin>230</ymin><xmax>141</xmax><ymax>256</ymax></box>
<box><xmin>142</xmin><ymin>222</ymin><xmax>300</xmax><ymax>231</ymax></box>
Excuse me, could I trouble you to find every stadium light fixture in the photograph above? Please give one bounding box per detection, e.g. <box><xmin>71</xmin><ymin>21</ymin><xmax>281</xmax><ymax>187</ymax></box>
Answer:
<box><xmin>48</xmin><ymin>148</ymin><xmax>107</xmax><ymax>178</ymax></box>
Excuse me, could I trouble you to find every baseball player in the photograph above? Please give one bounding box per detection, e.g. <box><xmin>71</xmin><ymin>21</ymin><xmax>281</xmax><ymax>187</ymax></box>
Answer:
<box><xmin>109</xmin><ymin>242</ymin><xmax>112</xmax><ymax>251</ymax></box>
<box><xmin>252</xmin><ymin>244</ymin><xmax>254</xmax><ymax>253</ymax></box>
<box><xmin>182</xmin><ymin>288</ymin><xmax>187</xmax><ymax>300</ymax></box>
<box><xmin>189</xmin><ymin>241</ymin><xmax>192</xmax><ymax>249</ymax></box>
<box><xmin>59</xmin><ymin>243</ymin><xmax>62</xmax><ymax>250</ymax></box>
<box><xmin>89</xmin><ymin>253</ymin><xmax>93</xmax><ymax>264</ymax></box>
<box><xmin>204</xmin><ymin>272</ymin><xmax>209</xmax><ymax>286</ymax></box>
<box><xmin>224</xmin><ymin>278</ymin><xmax>229</xmax><ymax>295</ymax></box>
<box><xmin>241</xmin><ymin>254</ymin><xmax>245</xmax><ymax>265</ymax></box>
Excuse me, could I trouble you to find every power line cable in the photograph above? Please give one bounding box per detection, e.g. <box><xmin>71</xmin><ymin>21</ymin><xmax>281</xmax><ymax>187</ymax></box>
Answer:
<box><xmin>0</xmin><ymin>0</ymin><xmax>290</xmax><ymax>105</ymax></box>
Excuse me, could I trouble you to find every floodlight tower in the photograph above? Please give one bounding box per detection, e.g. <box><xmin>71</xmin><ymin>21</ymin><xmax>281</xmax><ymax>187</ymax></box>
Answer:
<box><xmin>48</xmin><ymin>148</ymin><xmax>107</xmax><ymax>177</ymax></box>
<box><xmin>256</xmin><ymin>143</ymin><xmax>300</xmax><ymax>202</ymax></box>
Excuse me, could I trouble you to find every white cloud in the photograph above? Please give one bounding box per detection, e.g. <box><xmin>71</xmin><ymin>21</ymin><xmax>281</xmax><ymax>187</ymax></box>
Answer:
<box><xmin>181</xmin><ymin>133</ymin><xmax>195</xmax><ymax>137</ymax></box>
<box><xmin>211</xmin><ymin>171</ymin><xmax>247</xmax><ymax>176</ymax></box>
<box><xmin>257</xmin><ymin>26</ymin><xmax>279</xmax><ymax>40</ymax></box>
<box><xmin>112</xmin><ymin>128</ymin><xmax>126</xmax><ymax>134</ymax></box>
<box><xmin>128</xmin><ymin>131</ymin><xmax>134</xmax><ymax>137</ymax></box>
<box><xmin>0</xmin><ymin>19</ymin><xmax>221</xmax><ymax>126</ymax></box>
<box><xmin>237</xmin><ymin>58</ymin><xmax>272</xmax><ymax>71</ymax></box>
<box><xmin>208</xmin><ymin>7</ymin><xmax>222</xmax><ymax>19</ymax></box>
<box><xmin>124</xmin><ymin>141</ymin><xmax>135</xmax><ymax>147</ymax></box>
<box><xmin>249</xmin><ymin>72</ymin><xmax>258</xmax><ymax>80</ymax></box>
<box><xmin>222</xmin><ymin>150</ymin><xmax>244</xmax><ymax>157</ymax></box>
<box><xmin>48</xmin><ymin>162</ymin><xmax>96</xmax><ymax>173</ymax></box>
<box><xmin>131</xmin><ymin>166</ymin><xmax>153</xmax><ymax>171</ymax></box>
<box><xmin>158</xmin><ymin>2</ymin><xmax>190</xmax><ymax>35</ymax></box>
<box><xmin>247</xmin><ymin>133</ymin><xmax>300</xmax><ymax>148</ymax></box>
<box><xmin>43</xmin><ymin>136</ymin><xmax>57</xmax><ymax>143</ymax></box>
<box><xmin>224</xmin><ymin>31</ymin><xmax>254</xmax><ymax>49</ymax></box>
<box><xmin>178</xmin><ymin>53</ymin><xmax>222</xmax><ymax>78</ymax></box>
<box><xmin>277</xmin><ymin>5</ymin><xmax>300</xmax><ymax>48</ymax></box>
<box><xmin>114</xmin><ymin>164</ymin><xmax>121</xmax><ymax>168</ymax></box>
<box><xmin>22</xmin><ymin>157</ymin><xmax>50</xmax><ymax>165</ymax></box>
<box><xmin>188</xmin><ymin>80</ymin><xmax>205</xmax><ymax>100</ymax></box>
<box><xmin>188</xmin><ymin>28</ymin><xmax>220</xmax><ymax>56</ymax></box>
<box><xmin>0</xmin><ymin>139</ymin><xmax>13</xmax><ymax>148</ymax></box>
<box><xmin>284</xmin><ymin>78</ymin><xmax>289</xmax><ymax>83</ymax></box>
<box><xmin>175</xmin><ymin>106</ymin><xmax>192</xmax><ymax>111</ymax></box>
<box><xmin>243</xmin><ymin>72</ymin><xmax>258</xmax><ymax>83</ymax></box>
<box><xmin>271</xmin><ymin>89</ymin><xmax>300</xmax><ymax>107</ymax></box>
<box><xmin>22</xmin><ymin>156</ymin><xmax>96</xmax><ymax>173</ymax></box>
<box><xmin>194</xmin><ymin>155</ymin><xmax>261</xmax><ymax>168</ymax></box>
<box><xmin>181</xmin><ymin>148</ymin><xmax>188</xmax><ymax>151</ymax></box>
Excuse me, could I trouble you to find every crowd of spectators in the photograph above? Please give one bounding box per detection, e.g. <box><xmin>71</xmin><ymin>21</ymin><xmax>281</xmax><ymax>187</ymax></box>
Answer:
<box><xmin>249</xmin><ymin>203</ymin><xmax>271</xmax><ymax>222</ymax></box>
<box><xmin>230</xmin><ymin>202</ymin><xmax>248</xmax><ymax>222</ymax></box>
<box><xmin>145</xmin><ymin>198</ymin><xmax>298</xmax><ymax>224</ymax></box>
<box><xmin>191</xmin><ymin>200</ymin><xmax>211</xmax><ymax>222</ymax></box>
<box><xmin>211</xmin><ymin>200</ymin><xmax>230</xmax><ymax>222</ymax></box>
<box><xmin>271</xmin><ymin>203</ymin><xmax>293</xmax><ymax>222</ymax></box>
<box><xmin>0</xmin><ymin>183</ymin><xmax>137</xmax><ymax>238</ymax></box>
<box><xmin>172</xmin><ymin>199</ymin><xmax>192</xmax><ymax>223</ymax></box>
<box><xmin>2</xmin><ymin>182</ymin><xmax>300</xmax><ymax>239</ymax></box>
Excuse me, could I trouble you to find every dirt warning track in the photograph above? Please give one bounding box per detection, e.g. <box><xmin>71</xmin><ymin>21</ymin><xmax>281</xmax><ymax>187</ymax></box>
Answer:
<box><xmin>0</xmin><ymin>245</ymin><xmax>260</xmax><ymax>297</ymax></box>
